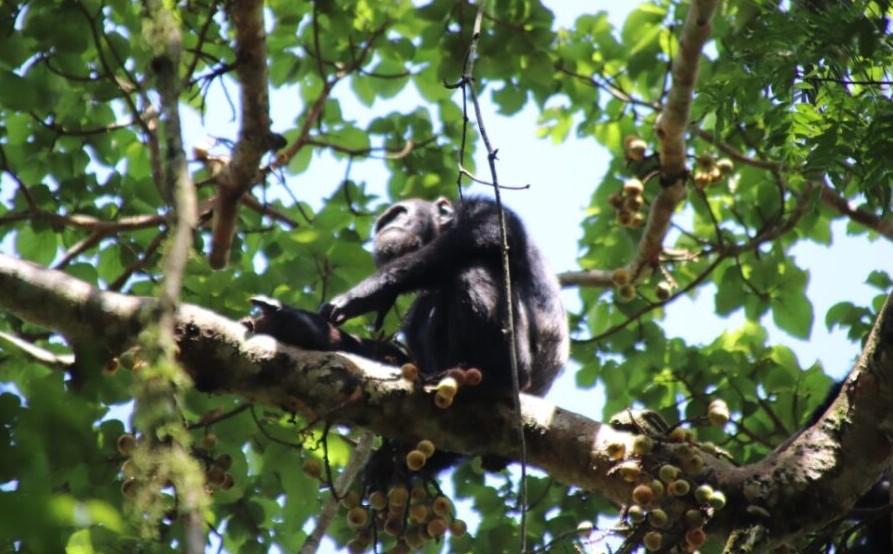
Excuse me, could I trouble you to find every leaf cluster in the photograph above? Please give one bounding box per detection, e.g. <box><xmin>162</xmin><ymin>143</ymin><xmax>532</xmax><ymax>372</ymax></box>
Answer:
<box><xmin>1</xmin><ymin>0</ymin><xmax>892</xmax><ymax>552</ymax></box>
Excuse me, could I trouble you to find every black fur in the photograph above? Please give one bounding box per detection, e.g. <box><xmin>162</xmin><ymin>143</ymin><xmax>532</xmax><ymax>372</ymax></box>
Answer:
<box><xmin>321</xmin><ymin>196</ymin><xmax>569</xmax><ymax>396</ymax></box>
<box><xmin>247</xmin><ymin>197</ymin><xmax>568</xmax><ymax>483</ymax></box>
<box><xmin>244</xmin><ymin>296</ymin><xmax>408</xmax><ymax>366</ymax></box>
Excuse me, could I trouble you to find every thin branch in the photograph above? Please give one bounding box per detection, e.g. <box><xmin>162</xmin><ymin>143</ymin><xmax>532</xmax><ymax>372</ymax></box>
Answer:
<box><xmin>820</xmin><ymin>182</ymin><xmax>893</xmax><ymax>241</ymax></box>
<box><xmin>31</xmin><ymin>114</ymin><xmax>137</xmax><ymax>137</ymax></box>
<box><xmin>577</xmin><ymin>256</ymin><xmax>725</xmax><ymax>344</ymax></box>
<box><xmin>558</xmin><ymin>268</ymin><xmax>613</xmax><ymax>288</ymax></box>
<box><xmin>555</xmin><ymin>64</ymin><xmax>662</xmax><ymax>111</ymax></box>
<box><xmin>0</xmin><ymin>330</ymin><xmax>75</xmax><ymax>368</ymax></box>
<box><xmin>299</xmin><ymin>432</ymin><xmax>375</xmax><ymax>554</ymax></box>
<box><xmin>108</xmin><ymin>230</ymin><xmax>167</xmax><ymax>292</ymax></box>
<box><xmin>186</xmin><ymin>403</ymin><xmax>252</xmax><ymax>430</ymax></box>
<box><xmin>0</xmin><ymin>161</ymin><xmax>38</xmax><ymax>209</ymax></box>
<box><xmin>0</xmin><ymin>210</ymin><xmax>165</xmax><ymax>232</ymax></box>
<box><xmin>183</xmin><ymin>0</ymin><xmax>221</xmax><ymax>84</ymax></box>
<box><xmin>654</xmin><ymin>0</ymin><xmax>717</xmax><ymax>179</ymax></box>
<box><xmin>240</xmin><ymin>194</ymin><xmax>301</xmax><ymax>229</ymax></box>
<box><xmin>303</xmin><ymin>136</ymin><xmax>423</xmax><ymax>160</ymax></box>
<box><xmin>692</xmin><ymin>127</ymin><xmax>781</xmax><ymax>172</ymax></box>
<box><xmin>274</xmin><ymin>24</ymin><xmax>390</xmax><ymax>170</ymax></box>
<box><xmin>54</xmin><ymin>230</ymin><xmax>106</xmax><ymax>270</ymax></box>
<box><xmin>457</xmin><ymin>164</ymin><xmax>529</xmax><ymax>190</ymax></box>
<box><xmin>459</xmin><ymin>2</ymin><xmax>529</xmax><ymax>548</ymax></box>
<box><xmin>694</xmin><ymin>127</ymin><xmax>893</xmax><ymax>241</ymax></box>
<box><xmin>565</xmin><ymin>0</ymin><xmax>719</xmax><ymax>291</ymax></box>
<box><xmin>74</xmin><ymin>2</ymin><xmax>148</xmax><ymax>137</ymax></box>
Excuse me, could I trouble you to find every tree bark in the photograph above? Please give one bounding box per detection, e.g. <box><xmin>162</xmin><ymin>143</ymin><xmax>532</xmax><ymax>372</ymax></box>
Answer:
<box><xmin>2</xmin><ymin>252</ymin><xmax>892</xmax><ymax>549</ymax></box>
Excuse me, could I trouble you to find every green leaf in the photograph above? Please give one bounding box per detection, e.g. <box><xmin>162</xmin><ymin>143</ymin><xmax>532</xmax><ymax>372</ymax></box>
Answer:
<box><xmin>866</xmin><ymin>270</ymin><xmax>892</xmax><ymax>290</ymax></box>
<box><xmin>772</xmin><ymin>288</ymin><xmax>814</xmax><ymax>339</ymax></box>
<box><xmin>493</xmin><ymin>84</ymin><xmax>527</xmax><ymax>115</ymax></box>
<box><xmin>350</xmin><ymin>75</ymin><xmax>376</xmax><ymax>107</ymax></box>
<box><xmin>715</xmin><ymin>266</ymin><xmax>745</xmax><ymax>315</ymax></box>
<box><xmin>15</xmin><ymin>226</ymin><xmax>58</xmax><ymax>266</ymax></box>
<box><xmin>0</xmin><ymin>71</ymin><xmax>37</xmax><ymax>111</ymax></box>
<box><xmin>65</xmin><ymin>529</ymin><xmax>96</xmax><ymax>554</ymax></box>
<box><xmin>288</xmin><ymin>146</ymin><xmax>313</xmax><ymax>174</ymax></box>
<box><xmin>0</xmin><ymin>32</ymin><xmax>28</xmax><ymax>69</ymax></box>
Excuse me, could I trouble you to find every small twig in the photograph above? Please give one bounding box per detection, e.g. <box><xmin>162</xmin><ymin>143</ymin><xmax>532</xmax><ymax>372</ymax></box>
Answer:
<box><xmin>248</xmin><ymin>406</ymin><xmax>306</xmax><ymax>449</ymax></box>
<box><xmin>459</xmin><ymin>2</ymin><xmax>529</xmax><ymax>550</ymax></box>
<box><xmin>107</xmin><ymin>231</ymin><xmax>167</xmax><ymax>292</ymax></box>
<box><xmin>577</xmin><ymin>255</ymin><xmax>725</xmax><ymax>344</ymax></box>
<box><xmin>0</xmin><ymin>210</ymin><xmax>164</xmax><ymax>232</ymax></box>
<box><xmin>186</xmin><ymin>404</ymin><xmax>252</xmax><ymax>430</ymax></box>
<box><xmin>555</xmin><ymin>64</ymin><xmax>662</xmax><ymax>111</ymax></box>
<box><xmin>303</xmin><ymin>136</ymin><xmax>422</xmax><ymax>160</ymax></box>
<box><xmin>182</xmin><ymin>0</ymin><xmax>221</xmax><ymax>84</ymax></box>
<box><xmin>241</xmin><ymin>194</ymin><xmax>301</xmax><ymax>229</ymax></box>
<box><xmin>53</xmin><ymin>230</ymin><xmax>106</xmax><ymax>270</ymax></box>
<box><xmin>299</xmin><ymin>431</ymin><xmax>375</xmax><ymax>554</ymax></box>
<box><xmin>457</xmin><ymin>165</ymin><xmax>529</xmax><ymax>189</ymax></box>
<box><xmin>820</xmin><ymin>182</ymin><xmax>893</xmax><ymax>241</ymax></box>
<box><xmin>0</xmin><ymin>330</ymin><xmax>75</xmax><ymax>368</ymax></box>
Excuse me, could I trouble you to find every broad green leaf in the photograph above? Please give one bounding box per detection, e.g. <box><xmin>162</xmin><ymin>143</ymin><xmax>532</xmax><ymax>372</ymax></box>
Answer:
<box><xmin>0</xmin><ymin>71</ymin><xmax>37</xmax><ymax>111</ymax></box>
<box><xmin>15</xmin><ymin>226</ymin><xmax>58</xmax><ymax>266</ymax></box>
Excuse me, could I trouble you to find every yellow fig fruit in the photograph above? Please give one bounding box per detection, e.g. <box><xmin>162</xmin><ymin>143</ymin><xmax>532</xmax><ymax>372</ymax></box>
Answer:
<box><xmin>623</xmin><ymin>178</ymin><xmax>645</xmax><ymax>196</ymax></box>
<box><xmin>612</xmin><ymin>268</ymin><xmax>632</xmax><ymax>287</ymax></box>
<box><xmin>406</xmin><ymin>449</ymin><xmax>427</xmax><ymax>471</ymax></box>
<box><xmin>416</xmin><ymin>439</ymin><xmax>435</xmax><ymax>458</ymax></box>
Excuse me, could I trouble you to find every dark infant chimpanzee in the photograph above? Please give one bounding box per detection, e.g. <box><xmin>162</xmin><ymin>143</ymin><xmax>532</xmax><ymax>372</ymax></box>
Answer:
<box><xmin>321</xmin><ymin>195</ymin><xmax>569</xmax><ymax>396</ymax></box>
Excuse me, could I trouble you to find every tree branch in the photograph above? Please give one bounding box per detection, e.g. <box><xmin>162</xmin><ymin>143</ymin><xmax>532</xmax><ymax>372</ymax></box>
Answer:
<box><xmin>693</xmin><ymin>127</ymin><xmax>893</xmax><ymax>242</ymax></box>
<box><xmin>655</xmin><ymin>0</ymin><xmax>717</xmax><ymax>180</ymax></box>
<box><xmin>209</xmin><ymin>0</ymin><xmax>273</xmax><ymax>269</ymax></box>
<box><xmin>0</xmin><ymin>329</ymin><xmax>74</xmax><ymax>369</ymax></box>
<box><xmin>565</xmin><ymin>0</ymin><xmax>718</xmax><ymax>288</ymax></box>
<box><xmin>142</xmin><ymin>1</ymin><xmax>205</xmax><ymax>549</ymax></box>
<box><xmin>2</xmin><ymin>253</ymin><xmax>892</xmax><ymax>549</ymax></box>
<box><xmin>634</xmin><ymin>0</ymin><xmax>717</xmax><ymax>273</ymax></box>
<box><xmin>0</xmin><ymin>253</ymin><xmax>651</xmax><ymax>504</ymax></box>
<box><xmin>820</xmin><ymin>182</ymin><xmax>893</xmax><ymax>241</ymax></box>
<box><xmin>299</xmin><ymin>432</ymin><xmax>375</xmax><ymax>554</ymax></box>
<box><xmin>715</xmin><ymin>290</ymin><xmax>893</xmax><ymax>551</ymax></box>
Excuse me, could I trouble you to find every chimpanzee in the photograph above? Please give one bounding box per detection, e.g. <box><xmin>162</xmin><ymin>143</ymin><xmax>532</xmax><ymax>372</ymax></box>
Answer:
<box><xmin>320</xmin><ymin>196</ymin><xmax>569</xmax><ymax>396</ymax></box>
<box><xmin>245</xmin><ymin>196</ymin><xmax>568</xmax><ymax>480</ymax></box>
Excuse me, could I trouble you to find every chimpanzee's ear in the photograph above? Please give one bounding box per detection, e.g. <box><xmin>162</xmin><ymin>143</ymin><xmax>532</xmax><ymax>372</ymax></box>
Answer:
<box><xmin>434</xmin><ymin>197</ymin><xmax>455</xmax><ymax>227</ymax></box>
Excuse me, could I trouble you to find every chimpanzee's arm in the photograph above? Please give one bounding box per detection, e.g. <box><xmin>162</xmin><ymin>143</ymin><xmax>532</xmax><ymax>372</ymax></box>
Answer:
<box><xmin>322</xmin><ymin>199</ymin><xmax>528</xmax><ymax>324</ymax></box>
<box><xmin>244</xmin><ymin>296</ymin><xmax>408</xmax><ymax>365</ymax></box>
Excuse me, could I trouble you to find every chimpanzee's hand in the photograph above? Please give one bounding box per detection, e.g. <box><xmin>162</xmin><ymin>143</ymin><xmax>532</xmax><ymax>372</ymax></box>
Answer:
<box><xmin>320</xmin><ymin>287</ymin><xmax>396</xmax><ymax>325</ymax></box>
<box><xmin>320</xmin><ymin>293</ymin><xmax>355</xmax><ymax>324</ymax></box>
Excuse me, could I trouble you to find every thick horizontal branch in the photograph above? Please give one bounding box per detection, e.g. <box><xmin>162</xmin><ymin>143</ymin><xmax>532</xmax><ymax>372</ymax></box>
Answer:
<box><xmin>0</xmin><ymin>254</ymin><xmax>630</xmax><ymax>502</ymax></box>
<box><xmin>2</xmin><ymin>253</ymin><xmax>892</xmax><ymax>548</ymax></box>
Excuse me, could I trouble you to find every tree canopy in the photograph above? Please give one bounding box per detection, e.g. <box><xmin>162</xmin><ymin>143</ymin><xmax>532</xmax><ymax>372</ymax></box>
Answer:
<box><xmin>1</xmin><ymin>0</ymin><xmax>893</xmax><ymax>553</ymax></box>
